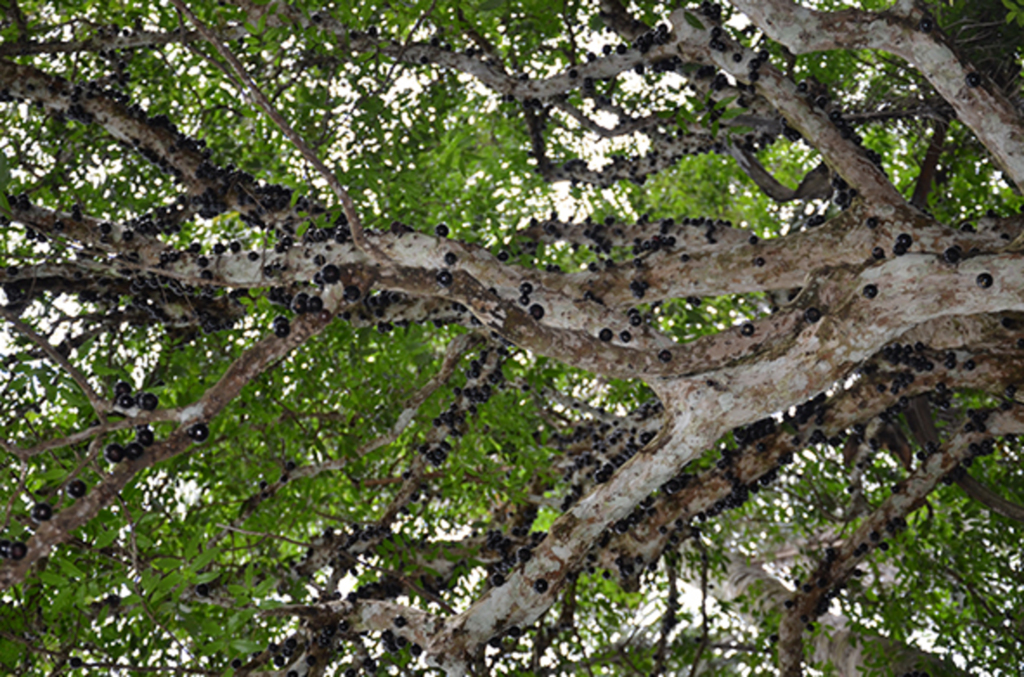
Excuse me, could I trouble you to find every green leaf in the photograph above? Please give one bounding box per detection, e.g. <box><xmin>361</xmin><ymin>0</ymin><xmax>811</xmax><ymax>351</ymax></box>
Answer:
<box><xmin>93</xmin><ymin>528</ymin><xmax>118</xmax><ymax>549</ymax></box>
<box><xmin>0</xmin><ymin>150</ymin><xmax>9</xmax><ymax>193</ymax></box>
<box><xmin>192</xmin><ymin>547</ymin><xmax>221</xmax><ymax>572</ymax></box>
<box><xmin>682</xmin><ymin>11</ymin><xmax>705</xmax><ymax>30</ymax></box>
<box><xmin>39</xmin><ymin>571</ymin><xmax>66</xmax><ymax>586</ymax></box>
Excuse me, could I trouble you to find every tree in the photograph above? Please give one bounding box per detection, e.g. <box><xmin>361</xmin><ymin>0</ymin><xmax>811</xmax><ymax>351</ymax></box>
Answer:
<box><xmin>1</xmin><ymin>0</ymin><xmax>1023</xmax><ymax>674</ymax></box>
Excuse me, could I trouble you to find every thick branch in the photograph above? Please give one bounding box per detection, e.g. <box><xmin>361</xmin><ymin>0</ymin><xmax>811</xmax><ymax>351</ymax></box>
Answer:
<box><xmin>727</xmin><ymin>0</ymin><xmax>1024</xmax><ymax>191</ymax></box>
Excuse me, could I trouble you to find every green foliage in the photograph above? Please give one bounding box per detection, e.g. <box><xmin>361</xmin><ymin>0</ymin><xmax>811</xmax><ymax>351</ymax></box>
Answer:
<box><xmin>1</xmin><ymin>0</ymin><xmax>1023</xmax><ymax>676</ymax></box>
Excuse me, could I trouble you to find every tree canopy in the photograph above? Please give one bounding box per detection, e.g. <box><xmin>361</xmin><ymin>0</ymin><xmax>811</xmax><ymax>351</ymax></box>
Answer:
<box><xmin>2</xmin><ymin>0</ymin><xmax>1024</xmax><ymax>676</ymax></box>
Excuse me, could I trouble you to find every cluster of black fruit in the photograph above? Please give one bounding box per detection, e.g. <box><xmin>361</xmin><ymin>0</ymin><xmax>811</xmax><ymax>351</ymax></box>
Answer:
<box><xmin>548</xmin><ymin>400</ymin><xmax>664</xmax><ymax>494</ymax></box>
<box><xmin>112</xmin><ymin>379</ymin><xmax>158</xmax><ymax>411</ymax></box>
<box><xmin>104</xmin><ymin>425</ymin><xmax>157</xmax><ymax>463</ymax></box>
<box><xmin>484</xmin><ymin>523</ymin><xmax>548</xmax><ymax>588</ymax></box>
<box><xmin>0</xmin><ymin>538</ymin><xmax>29</xmax><ymax>560</ymax></box>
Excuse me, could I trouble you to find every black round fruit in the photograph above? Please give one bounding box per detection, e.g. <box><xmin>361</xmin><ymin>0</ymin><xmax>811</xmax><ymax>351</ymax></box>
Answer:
<box><xmin>70</xmin><ymin>657</ymin><xmax>83</xmax><ymax>668</ymax></box>
<box><xmin>114</xmin><ymin>380</ymin><xmax>132</xmax><ymax>397</ymax></box>
<box><xmin>31</xmin><ymin>503</ymin><xmax>53</xmax><ymax>522</ymax></box>
<box><xmin>741</xmin><ymin>323</ymin><xmax>754</xmax><ymax>336</ymax></box>
<box><xmin>290</xmin><ymin>292</ymin><xmax>309</xmax><ymax>314</ymax></box>
<box><xmin>273</xmin><ymin>316</ymin><xmax>290</xmax><ymax>338</ymax></box>
<box><xmin>9</xmin><ymin>541</ymin><xmax>27</xmax><ymax>560</ymax></box>
<box><xmin>435</xmin><ymin>223</ymin><xmax>449</xmax><ymax>237</ymax></box>
<box><xmin>619</xmin><ymin>331</ymin><xmax>631</xmax><ymax>343</ymax></box>
<box><xmin>343</xmin><ymin>285</ymin><xmax>361</xmax><ymax>302</ymax></box>
<box><xmin>136</xmin><ymin>427</ymin><xmax>154</xmax><ymax>446</ymax></box>
<box><xmin>67</xmin><ymin>479</ymin><xmax>87</xmax><ymax>498</ymax></box>
<box><xmin>805</xmin><ymin>307</ymin><xmax>822</xmax><ymax>323</ymax></box>
<box><xmin>138</xmin><ymin>392</ymin><xmax>159</xmax><ymax>411</ymax></box>
<box><xmin>321</xmin><ymin>263</ymin><xmax>341</xmax><ymax>284</ymax></box>
<box><xmin>863</xmin><ymin>284</ymin><xmax>878</xmax><ymax>299</ymax></box>
<box><xmin>599</xmin><ymin>328</ymin><xmax>613</xmax><ymax>341</ymax></box>
<box><xmin>104</xmin><ymin>444</ymin><xmax>125</xmax><ymax>463</ymax></box>
<box><xmin>533</xmin><ymin>578</ymin><xmax>549</xmax><ymax>593</ymax></box>
<box><xmin>436</xmin><ymin>270</ymin><xmax>453</xmax><ymax>287</ymax></box>
<box><xmin>307</xmin><ymin>295</ymin><xmax>323</xmax><ymax>313</ymax></box>
<box><xmin>124</xmin><ymin>442</ymin><xmax>144</xmax><ymax>460</ymax></box>
<box><xmin>966</xmin><ymin>72</ymin><xmax>981</xmax><ymax>87</ymax></box>
<box><xmin>187</xmin><ymin>422</ymin><xmax>210</xmax><ymax>443</ymax></box>
<box><xmin>117</xmin><ymin>394</ymin><xmax>135</xmax><ymax>409</ymax></box>
<box><xmin>529</xmin><ymin>304</ymin><xmax>544</xmax><ymax>320</ymax></box>
<box><xmin>444</xmin><ymin>252</ymin><xmax>457</xmax><ymax>266</ymax></box>
<box><xmin>976</xmin><ymin>273</ymin><xmax>993</xmax><ymax>288</ymax></box>
<box><xmin>658</xmin><ymin>349</ymin><xmax>672</xmax><ymax>362</ymax></box>
<box><xmin>196</xmin><ymin>583</ymin><xmax>209</xmax><ymax>597</ymax></box>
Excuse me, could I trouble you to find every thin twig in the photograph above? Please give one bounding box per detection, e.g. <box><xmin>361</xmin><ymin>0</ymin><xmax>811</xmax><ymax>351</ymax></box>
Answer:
<box><xmin>214</xmin><ymin>524</ymin><xmax>311</xmax><ymax>548</ymax></box>
<box><xmin>168</xmin><ymin>0</ymin><xmax>385</xmax><ymax>263</ymax></box>
<box><xmin>0</xmin><ymin>307</ymin><xmax>108</xmax><ymax>420</ymax></box>
<box><xmin>689</xmin><ymin>538</ymin><xmax>710</xmax><ymax>677</ymax></box>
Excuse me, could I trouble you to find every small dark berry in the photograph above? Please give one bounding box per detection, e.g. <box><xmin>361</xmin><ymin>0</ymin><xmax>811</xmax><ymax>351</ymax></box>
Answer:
<box><xmin>343</xmin><ymin>285</ymin><xmax>361</xmax><ymax>302</ymax></box>
<box><xmin>872</xmin><ymin>247</ymin><xmax>885</xmax><ymax>259</ymax></box>
<box><xmin>196</xmin><ymin>583</ymin><xmax>209</xmax><ymax>596</ymax></box>
<box><xmin>321</xmin><ymin>264</ymin><xmax>341</xmax><ymax>284</ymax></box>
<box><xmin>444</xmin><ymin>252</ymin><xmax>457</xmax><ymax>266</ymax></box>
<box><xmin>966</xmin><ymin>72</ymin><xmax>981</xmax><ymax>87</ymax></box>
<box><xmin>619</xmin><ymin>330</ymin><xmax>631</xmax><ymax>343</ymax></box>
<box><xmin>436</xmin><ymin>270</ymin><xmax>453</xmax><ymax>287</ymax></box>
<box><xmin>533</xmin><ymin>578</ymin><xmax>549</xmax><ymax>593</ymax></box>
<box><xmin>976</xmin><ymin>273</ymin><xmax>993</xmax><ymax>288</ymax></box>
<box><xmin>273</xmin><ymin>317</ymin><xmax>290</xmax><ymax>338</ymax></box>
<box><xmin>529</xmin><ymin>304</ymin><xmax>544</xmax><ymax>320</ymax></box>
<box><xmin>9</xmin><ymin>541</ymin><xmax>27</xmax><ymax>560</ymax></box>
<box><xmin>866</xmin><ymin>217</ymin><xmax>878</xmax><ymax>228</ymax></box>
<box><xmin>741</xmin><ymin>323</ymin><xmax>754</xmax><ymax>336</ymax></box>
<box><xmin>70</xmin><ymin>657</ymin><xmax>84</xmax><ymax>668</ymax></box>
<box><xmin>104</xmin><ymin>444</ymin><xmax>124</xmax><ymax>463</ymax></box>
<box><xmin>805</xmin><ymin>307</ymin><xmax>822</xmax><ymax>323</ymax></box>
<box><xmin>658</xmin><ymin>349</ymin><xmax>672</xmax><ymax>362</ymax></box>
<box><xmin>435</xmin><ymin>223</ymin><xmax>449</xmax><ymax>237</ymax></box>
<box><xmin>863</xmin><ymin>284</ymin><xmax>878</xmax><ymax>299</ymax></box>
<box><xmin>599</xmin><ymin>328</ymin><xmax>613</xmax><ymax>341</ymax></box>
<box><xmin>31</xmin><ymin>503</ymin><xmax>53</xmax><ymax>522</ymax></box>
<box><xmin>187</xmin><ymin>422</ymin><xmax>210</xmax><ymax>443</ymax></box>
<box><xmin>67</xmin><ymin>479</ymin><xmax>87</xmax><ymax>498</ymax></box>
<box><xmin>139</xmin><ymin>392</ymin><xmax>158</xmax><ymax>410</ymax></box>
